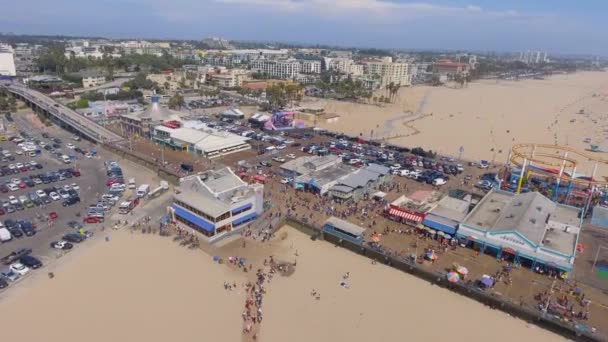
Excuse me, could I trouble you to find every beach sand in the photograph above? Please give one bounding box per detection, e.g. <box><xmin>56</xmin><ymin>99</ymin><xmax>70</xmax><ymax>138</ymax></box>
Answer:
<box><xmin>311</xmin><ymin>71</ymin><xmax>608</xmax><ymax>175</ymax></box>
<box><xmin>0</xmin><ymin>232</ymin><xmax>247</xmax><ymax>342</ymax></box>
<box><xmin>0</xmin><ymin>227</ymin><xmax>566</xmax><ymax>342</ymax></box>
<box><xmin>260</xmin><ymin>227</ymin><xmax>564</xmax><ymax>342</ymax></box>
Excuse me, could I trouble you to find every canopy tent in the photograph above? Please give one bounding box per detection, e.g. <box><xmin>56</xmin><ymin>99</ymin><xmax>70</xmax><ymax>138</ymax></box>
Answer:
<box><xmin>480</xmin><ymin>275</ymin><xmax>494</xmax><ymax>287</ymax></box>
<box><xmin>372</xmin><ymin>191</ymin><xmax>387</xmax><ymax>200</ymax></box>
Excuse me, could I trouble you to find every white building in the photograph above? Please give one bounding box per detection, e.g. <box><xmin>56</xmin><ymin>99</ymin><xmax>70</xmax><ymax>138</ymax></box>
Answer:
<box><xmin>152</xmin><ymin>121</ymin><xmax>251</xmax><ymax>159</ymax></box>
<box><xmin>82</xmin><ymin>75</ymin><xmax>106</xmax><ymax>88</ymax></box>
<box><xmin>170</xmin><ymin>167</ymin><xmax>264</xmax><ymax>241</ymax></box>
<box><xmin>363</xmin><ymin>60</ymin><xmax>413</xmax><ymax>86</ymax></box>
<box><xmin>209</xmin><ymin>69</ymin><xmax>250</xmax><ymax>88</ymax></box>
<box><xmin>325</xmin><ymin>57</ymin><xmax>363</xmax><ymax>76</ymax></box>
<box><xmin>250</xmin><ymin>59</ymin><xmax>301</xmax><ymax>79</ymax></box>
<box><xmin>0</xmin><ymin>44</ymin><xmax>17</xmax><ymax>77</ymax></box>
<box><xmin>300</xmin><ymin>60</ymin><xmax>321</xmax><ymax>74</ymax></box>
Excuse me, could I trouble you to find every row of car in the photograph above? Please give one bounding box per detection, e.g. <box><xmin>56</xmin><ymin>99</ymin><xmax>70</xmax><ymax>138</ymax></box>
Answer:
<box><xmin>0</xmin><ymin>248</ymin><xmax>43</xmax><ymax>289</ymax></box>
<box><xmin>0</xmin><ymin>167</ymin><xmax>81</xmax><ymax>193</ymax></box>
<box><xmin>82</xmin><ymin>161</ymin><xmax>126</xmax><ymax>224</ymax></box>
<box><xmin>0</xmin><ymin>160</ymin><xmax>43</xmax><ymax>176</ymax></box>
<box><xmin>0</xmin><ymin>184</ymin><xmax>80</xmax><ymax>215</ymax></box>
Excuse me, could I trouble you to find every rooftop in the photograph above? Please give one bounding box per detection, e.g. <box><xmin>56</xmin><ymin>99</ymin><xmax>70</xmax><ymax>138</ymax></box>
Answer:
<box><xmin>281</xmin><ymin>155</ymin><xmax>341</xmax><ymax>176</ymax></box>
<box><xmin>175</xmin><ymin>191</ymin><xmax>230</xmax><ymax>217</ymax></box>
<box><xmin>325</xmin><ymin>217</ymin><xmax>366</xmax><ymax>237</ymax></box>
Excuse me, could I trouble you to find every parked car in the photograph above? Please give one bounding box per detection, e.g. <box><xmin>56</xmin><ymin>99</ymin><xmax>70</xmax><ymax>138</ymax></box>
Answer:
<box><xmin>19</xmin><ymin>255</ymin><xmax>42</xmax><ymax>269</ymax></box>
<box><xmin>9</xmin><ymin>262</ymin><xmax>30</xmax><ymax>276</ymax></box>
<box><xmin>63</xmin><ymin>233</ymin><xmax>85</xmax><ymax>243</ymax></box>
<box><xmin>50</xmin><ymin>241</ymin><xmax>73</xmax><ymax>250</ymax></box>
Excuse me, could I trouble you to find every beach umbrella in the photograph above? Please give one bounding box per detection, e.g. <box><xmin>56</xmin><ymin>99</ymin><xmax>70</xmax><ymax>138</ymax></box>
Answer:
<box><xmin>424</xmin><ymin>252</ymin><xmax>438</xmax><ymax>261</ymax></box>
<box><xmin>447</xmin><ymin>271</ymin><xmax>460</xmax><ymax>283</ymax></box>
<box><xmin>213</xmin><ymin>256</ymin><xmax>220</xmax><ymax>262</ymax></box>
<box><xmin>436</xmin><ymin>231</ymin><xmax>445</xmax><ymax>237</ymax></box>
<box><xmin>428</xmin><ymin>229</ymin><xmax>437</xmax><ymax>235</ymax></box>
<box><xmin>457</xmin><ymin>266</ymin><xmax>469</xmax><ymax>276</ymax></box>
<box><xmin>480</xmin><ymin>276</ymin><xmax>494</xmax><ymax>287</ymax></box>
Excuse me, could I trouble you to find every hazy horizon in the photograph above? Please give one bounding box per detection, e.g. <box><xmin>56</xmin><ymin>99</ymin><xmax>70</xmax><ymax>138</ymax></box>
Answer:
<box><xmin>1</xmin><ymin>0</ymin><xmax>607</xmax><ymax>55</ymax></box>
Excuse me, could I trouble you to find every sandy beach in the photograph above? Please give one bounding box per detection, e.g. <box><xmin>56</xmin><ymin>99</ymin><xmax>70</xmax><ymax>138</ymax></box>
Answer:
<box><xmin>0</xmin><ymin>227</ymin><xmax>566</xmax><ymax>342</ymax></box>
<box><xmin>309</xmin><ymin>71</ymin><xmax>608</xmax><ymax>175</ymax></box>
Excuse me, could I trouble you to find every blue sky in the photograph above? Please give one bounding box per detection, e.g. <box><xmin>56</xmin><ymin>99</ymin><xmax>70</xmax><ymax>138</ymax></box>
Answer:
<box><xmin>1</xmin><ymin>0</ymin><xmax>607</xmax><ymax>54</ymax></box>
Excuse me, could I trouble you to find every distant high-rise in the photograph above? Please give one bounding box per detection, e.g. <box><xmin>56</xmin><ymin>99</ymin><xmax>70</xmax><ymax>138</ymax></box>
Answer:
<box><xmin>519</xmin><ymin>50</ymin><xmax>548</xmax><ymax>64</ymax></box>
<box><xmin>0</xmin><ymin>44</ymin><xmax>17</xmax><ymax>77</ymax></box>
<box><xmin>202</xmin><ymin>37</ymin><xmax>234</xmax><ymax>50</ymax></box>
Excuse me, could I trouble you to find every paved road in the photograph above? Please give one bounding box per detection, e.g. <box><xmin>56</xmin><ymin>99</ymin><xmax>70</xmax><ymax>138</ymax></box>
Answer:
<box><xmin>1</xmin><ymin>81</ymin><xmax>123</xmax><ymax>143</ymax></box>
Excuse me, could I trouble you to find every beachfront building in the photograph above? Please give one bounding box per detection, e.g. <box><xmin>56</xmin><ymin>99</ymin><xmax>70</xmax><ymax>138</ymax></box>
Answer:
<box><xmin>280</xmin><ymin>155</ymin><xmax>355</xmax><ymax>195</ymax></box>
<box><xmin>250</xmin><ymin>59</ymin><xmax>301</xmax><ymax>80</ymax></box>
<box><xmin>323</xmin><ymin>217</ymin><xmax>366</xmax><ymax>246</ymax></box>
<box><xmin>120</xmin><ymin>96</ymin><xmax>183</xmax><ymax>138</ymax></box>
<box><xmin>362</xmin><ymin>58</ymin><xmax>413</xmax><ymax>87</ymax></box>
<box><xmin>386</xmin><ymin>190</ymin><xmax>443</xmax><ymax>227</ymax></box>
<box><xmin>170</xmin><ymin>167</ymin><xmax>264</xmax><ymax>241</ymax></box>
<box><xmin>422</xmin><ymin>195</ymin><xmax>472</xmax><ymax>237</ymax></box>
<box><xmin>328</xmin><ymin>164</ymin><xmax>391</xmax><ymax>202</ymax></box>
<box><xmin>458</xmin><ymin>189</ymin><xmax>582</xmax><ymax>273</ymax></box>
<box><xmin>152</xmin><ymin>120</ymin><xmax>250</xmax><ymax>159</ymax></box>
<box><xmin>324</xmin><ymin>57</ymin><xmax>364</xmax><ymax>76</ymax></box>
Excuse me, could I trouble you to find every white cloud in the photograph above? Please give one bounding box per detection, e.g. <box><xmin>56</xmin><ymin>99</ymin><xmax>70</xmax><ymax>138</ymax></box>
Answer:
<box><xmin>212</xmin><ymin>0</ymin><xmax>541</xmax><ymax>19</ymax></box>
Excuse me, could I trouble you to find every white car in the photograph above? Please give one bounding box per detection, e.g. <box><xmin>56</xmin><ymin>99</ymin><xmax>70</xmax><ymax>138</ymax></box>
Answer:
<box><xmin>10</xmin><ymin>262</ymin><xmax>30</xmax><ymax>276</ymax></box>
<box><xmin>8</xmin><ymin>164</ymin><xmax>15</xmax><ymax>170</ymax></box>
<box><xmin>110</xmin><ymin>183</ymin><xmax>126</xmax><ymax>190</ymax></box>
<box><xmin>51</xmin><ymin>240</ymin><xmax>71</xmax><ymax>249</ymax></box>
<box><xmin>280</xmin><ymin>178</ymin><xmax>293</xmax><ymax>184</ymax></box>
<box><xmin>7</xmin><ymin>184</ymin><xmax>19</xmax><ymax>191</ymax></box>
<box><xmin>58</xmin><ymin>190</ymin><xmax>70</xmax><ymax>199</ymax></box>
<box><xmin>15</xmin><ymin>163</ymin><xmax>24</xmax><ymax>169</ymax></box>
<box><xmin>71</xmin><ymin>183</ymin><xmax>80</xmax><ymax>191</ymax></box>
<box><xmin>36</xmin><ymin>189</ymin><xmax>47</xmax><ymax>197</ymax></box>
<box><xmin>397</xmin><ymin>169</ymin><xmax>411</xmax><ymax>177</ymax></box>
<box><xmin>8</xmin><ymin>196</ymin><xmax>19</xmax><ymax>205</ymax></box>
<box><xmin>49</xmin><ymin>192</ymin><xmax>61</xmax><ymax>201</ymax></box>
<box><xmin>15</xmin><ymin>150</ymin><xmax>23</xmax><ymax>155</ymax></box>
<box><xmin>85</xmin><ymin>153</ymin><xmax>93</xmax><ymax>159</ymax></box>
<box><xmin>276</xmin><ymin>144</ymin><xmax>287</xmax><ymax>150</ymax></box>
<box><xmin>286</xmin><ymin>153</ymin><xmax>296</xmax><ymax>159</ymax></box>
<box><xmin>66</xmin><ymin>143</ymin><xmax>75</xmax><ymax>149</ymax></box>
<box><xmin>63</xmin><ymin>185</ymin><xmax>72</xmax><ymax>191</ymax></box>
<box><xmin>272</xmin><ymin>157</ymin><xmax>286</xmax><ymax>162</ymax></box>
<box><xmin>432</xmin><ymin>178</ymin><xmax>447</xmax><ymax>186</ymax></box>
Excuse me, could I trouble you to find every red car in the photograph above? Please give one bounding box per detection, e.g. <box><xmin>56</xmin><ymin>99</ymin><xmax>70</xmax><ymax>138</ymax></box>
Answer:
<box><xmin>71</xmin><ymin>169</ymin><xmax>81</xmax><ymax>177</ymax></box>
<box><xmin>0</xmin><ymin>208</ymin><xmax>5</xmax><ymax>215</ymax></box>
<box><xmin>17</xmin><ymin>182</ymin><xmax>27</xmax><ymax>189</ymax></box>
<box><xmin>83</xmin><ymin>216</ymin><xmax>102</xmax><ymax>224</ymax></box>
<box><xmin>49</xmin><ymin>212</ymin><xmax>58</xmax><ymax>220</ymax></box>
<box><xmin>0</xmin><ymin>185</ymin><xmax>8</xmax><ymax>193</ymax></box>
<box><xmin>106</xmin><ymin>178</ymin><xmax>123</xmax><ymax>186</ymax></box>
<box><xmin>19</xmin><ymin>166</ymin><xmax>28</xmax><ymax>172</ymax></box>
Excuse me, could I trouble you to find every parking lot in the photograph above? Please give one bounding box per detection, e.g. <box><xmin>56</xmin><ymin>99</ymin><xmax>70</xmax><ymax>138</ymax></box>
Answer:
<box><xmin>0</xmin><ymin>111</ymin><xmax>112</xmax><ymax>290</ymax></box>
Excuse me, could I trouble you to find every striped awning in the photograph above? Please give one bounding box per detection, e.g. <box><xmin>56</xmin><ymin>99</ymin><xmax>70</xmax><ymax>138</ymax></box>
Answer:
<box><xmin>388</xmin><ymin>208</ymin><xmax>423</xmax><ymax>223</ymax></box>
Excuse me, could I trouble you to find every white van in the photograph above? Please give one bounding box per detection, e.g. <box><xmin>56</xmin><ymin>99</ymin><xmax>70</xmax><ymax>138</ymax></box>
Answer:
<box><xmin>128</xmin><ymin>178</ymin><xmax>136</xmax><ymax>189</ymax></box>
<box><xmin>62</xmin><ymin>155</ymin><xmax>71</xmax><ymax>164</ymax></box>
<box><xmin>136</xmin><ymin>184</ymin><xmax>150</xmax><ymax>197</ymax></box>
<box><xmin>0</xmin><ymin>227</ymin><xmax>11</xmax><ymax>242</ymax></box>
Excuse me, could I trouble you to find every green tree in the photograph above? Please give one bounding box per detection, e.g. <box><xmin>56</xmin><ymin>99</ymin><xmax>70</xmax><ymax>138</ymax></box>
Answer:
<box><xmin>168</xmin><ymin>93</ymin><xmax>184</xmax><ymax>109</ymax></box>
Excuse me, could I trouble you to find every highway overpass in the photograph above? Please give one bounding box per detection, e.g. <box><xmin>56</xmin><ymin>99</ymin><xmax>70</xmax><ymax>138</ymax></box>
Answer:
<box><xmin>1</xmin><ymin>82</ymin><xmax>124</xmax><ymax>143</ymax></box>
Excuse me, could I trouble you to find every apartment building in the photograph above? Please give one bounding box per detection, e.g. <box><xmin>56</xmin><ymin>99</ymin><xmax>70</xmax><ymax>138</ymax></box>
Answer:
<box><xmin>300</xmin><ymin>60</ymin><xmax>321</xmax><ymax>74</ymax></box>
<box><xmin>363</xmin><ymin>59</ymin><xmax>412</xmax><ymax>86</ymax></box>
<box><xmin>325</xmin><ymin>57</ymin><xmax>363</xmax><ymax>76</ymax></box>
<box><xmin>209</xmin><ymin>69</ymin><xmax>250</xmax><ymax>88</ymax></box>
<box><xmin>250</xmin><ymin>59</ymin><xmax>301</xmax><ymax>80</ymax></box>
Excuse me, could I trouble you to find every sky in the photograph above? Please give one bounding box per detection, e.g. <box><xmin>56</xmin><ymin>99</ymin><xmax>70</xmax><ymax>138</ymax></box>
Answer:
<box><xmin>1</xmin><ymin>0</ymin><xmax>607</xmax><ymax>55</ymax></box>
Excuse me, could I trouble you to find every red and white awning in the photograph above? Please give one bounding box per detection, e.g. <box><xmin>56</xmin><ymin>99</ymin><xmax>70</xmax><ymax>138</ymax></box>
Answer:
<box><xmin>388</xmin><ymin>208</ymin><xmax>423</xmax><ymax>223</ymax></box>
